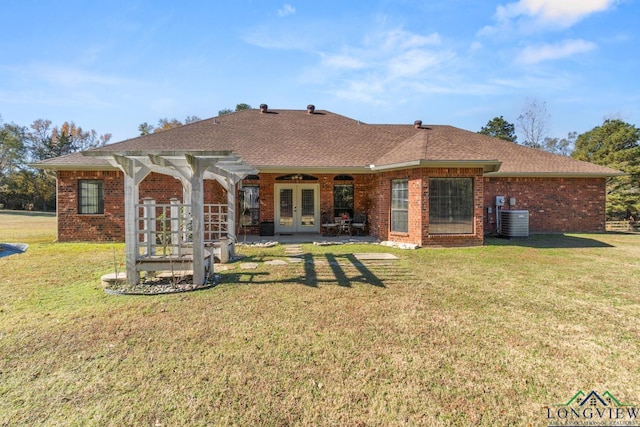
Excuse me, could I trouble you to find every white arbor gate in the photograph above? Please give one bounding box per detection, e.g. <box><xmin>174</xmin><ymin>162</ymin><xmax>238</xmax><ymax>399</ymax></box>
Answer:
<box><xmin>85</xmin><ymin>150</ymin><xmax>257</xmax><ymax>285</ymax></box>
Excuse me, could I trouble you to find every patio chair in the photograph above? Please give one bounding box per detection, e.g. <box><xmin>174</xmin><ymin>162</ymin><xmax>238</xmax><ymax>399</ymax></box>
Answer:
<box><xmin>321</xmin><ymin>215</ymin><xmax>339</xmax><ymax>236</ymax></box>
<box><xmin>351</xmin><ymin>213</ymin><xmax>367</xmax><ymax>235</ymax></box>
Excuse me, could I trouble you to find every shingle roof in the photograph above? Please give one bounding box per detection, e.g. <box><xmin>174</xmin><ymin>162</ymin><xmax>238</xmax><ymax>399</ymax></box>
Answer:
<box><xmin>35</xmin><ymin>108</ymin><xmax>622</xmax><ymax>176</ymax></box>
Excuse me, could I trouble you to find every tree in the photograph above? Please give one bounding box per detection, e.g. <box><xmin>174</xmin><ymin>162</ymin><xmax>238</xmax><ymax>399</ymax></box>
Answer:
<box><xmin>138</xmin><ymin>116</ymin><xmax>202</xmax><ymax>135</ymax></box>
<box><xmin>28</xmin><ymin>120</ymin><xmax>111</xmax><ymax>161</ymax></box>
<box><xmin>0</xmin><ymin>119</ymin><xmax>26</xmax><ymax>177</ymax></box>
<box><xmin>218</xmin><ymin>103</ymin><xmax>252</xmax><ymax>116</ymax></box>
<box><xmin>572</xmin><ymin>119</ymin><xmax>640</xmax><ymax>220</ymax></box>
<box><xmin>24</xmin><ymin>120</ymin><xmax>111</xmax><ymax>210</ymax></box>
<box><xmin>154</xmin><ymin>118</ymin><xmax>183</xmax><ymax>133</ymax></box>
<box><xmin>478</xmin><ymin>116</ymin><xmax>517</xmax><ymax>142</ymax></box>
<box><xmin>0</xmin><ymin>119</ymin><xmax>27</xmax><ymax>208</ymax></box>
<box><xmin>542</xmin><ymin>132</ymin><xmax>576</xmax><ymax>157</ymax></box>
<box><xmin>138</xmin><ymin>122</ymin><xmax>154</xmax><ymax>136</ymax></box>
<box><xmin>517</xmin><ymin>98</ymin><xmax>550</xmax><ymax>149</ymax></box>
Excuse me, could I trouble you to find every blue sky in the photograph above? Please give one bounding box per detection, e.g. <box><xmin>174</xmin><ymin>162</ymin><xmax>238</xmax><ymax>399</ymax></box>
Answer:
<box><xmin>0</xmin><ymin>0</ymin><xmax>638</xmax><ymax>143</ymax></box>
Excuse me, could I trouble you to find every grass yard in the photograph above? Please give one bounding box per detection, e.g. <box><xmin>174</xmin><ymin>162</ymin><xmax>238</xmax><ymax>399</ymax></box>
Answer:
<box><xmin>1</xmin><ymin>210</ymin><xmax>639</xmax><ymax>426</ymax></box>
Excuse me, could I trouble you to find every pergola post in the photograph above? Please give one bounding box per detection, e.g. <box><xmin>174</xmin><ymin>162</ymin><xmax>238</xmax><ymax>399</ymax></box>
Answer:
<box><xmin>113</xmin><ymin>155</ymin><xmax>151</xmax><ymax>285</ymax></box>
<box><xmin>226</xmin><ymin>176</ymin><xmax>238</xmax><ymax>257</ymax></box>
<box><xmin>187</xmin><ymin>158</ymin><xmax>207</xmax><ymax>286</ymax></box>
<box><xmin>124</xmin><ymin>174</ymin><xmax>140</xmax><ymax>284</ymax></box>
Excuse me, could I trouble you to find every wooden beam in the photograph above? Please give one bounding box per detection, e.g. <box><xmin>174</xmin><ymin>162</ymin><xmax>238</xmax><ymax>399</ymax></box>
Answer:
<box><xmin>187</xmin><ymin>156</ymin><xmax>206</xmax><ymax>286</ymax></box>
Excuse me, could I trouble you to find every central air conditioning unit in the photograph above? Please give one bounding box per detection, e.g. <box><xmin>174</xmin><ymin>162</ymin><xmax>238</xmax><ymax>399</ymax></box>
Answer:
<box><xmin>500</xmin><ymin>210</ymin><xmax>529</xmax><ymax>237</ymax></box>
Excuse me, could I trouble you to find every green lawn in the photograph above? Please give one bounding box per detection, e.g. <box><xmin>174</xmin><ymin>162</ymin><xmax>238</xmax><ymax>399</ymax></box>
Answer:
<box><xmin>1</xmin><ymin>210</ymin><xmax>639</xmax><ymax>426</ymax></box>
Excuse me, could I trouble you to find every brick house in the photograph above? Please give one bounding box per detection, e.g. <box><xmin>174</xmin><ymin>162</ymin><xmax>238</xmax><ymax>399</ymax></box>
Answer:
<box><xmin>37</xmin><ymin>105</ymin><xmax>621</xmax><ymax>248</ymax></box>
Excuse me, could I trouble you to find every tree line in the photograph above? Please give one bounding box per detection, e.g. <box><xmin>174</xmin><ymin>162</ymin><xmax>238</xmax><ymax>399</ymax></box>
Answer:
<box><xmin>478</xmin><ymin>99</ymin><xmax>640</xmax><ymax>220</ymax></box>
<box><xmin>0</xmin><ymin>116</ymin><xmax>111</xmax><ymax>210</ymax></box>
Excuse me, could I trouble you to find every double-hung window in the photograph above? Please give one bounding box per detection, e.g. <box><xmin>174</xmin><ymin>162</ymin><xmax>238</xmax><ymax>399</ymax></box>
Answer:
<box><xmin>78</xmin><ymin>180</ymin><xmax>104</xmax><ymax>214</ymax></box>
<box><xmin>390</xmin><ymin>179</ymin><xmax>408</xmax><ymax>233</ymax></box>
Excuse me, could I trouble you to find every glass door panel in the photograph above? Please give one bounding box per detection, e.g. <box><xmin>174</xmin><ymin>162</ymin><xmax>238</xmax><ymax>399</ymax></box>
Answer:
<box><xmin>279</xmin><ymin>188</ymin><xmax>294</xmax><ymax>228</ymax></box>
<box><xmin>300</xmin><ymin>188</ymin><xmax>316</xmax><ymax>227</ymax></box>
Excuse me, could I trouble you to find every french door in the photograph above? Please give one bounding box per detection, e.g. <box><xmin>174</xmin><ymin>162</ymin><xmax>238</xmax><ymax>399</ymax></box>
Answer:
<box><xmin>275</xmin><ymin>184</ymin><xmax>320</xmax><ymax>233</ymax></box>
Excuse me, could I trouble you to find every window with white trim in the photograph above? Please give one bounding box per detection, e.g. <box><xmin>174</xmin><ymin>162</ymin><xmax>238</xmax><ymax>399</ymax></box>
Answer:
<box><xmin>78</xmin><ymin>180</ymin><xmax>104</xmax><ymax>214</ymax></box>
<box><xmin>429</xmin><ymin>178</ymin><xmax>474</xmax><ymax>234</ymax></box>
<box><xmin>390</xmin><ymin>179</ymin><xmax>408</xmax><ymax>233</ymax></box>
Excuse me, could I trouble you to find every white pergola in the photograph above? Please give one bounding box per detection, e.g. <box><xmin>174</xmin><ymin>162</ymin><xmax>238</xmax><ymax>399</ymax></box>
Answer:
<box><xmin>85</xmin><ymin>150</ymin><xmax>257</xmax><ymax>285</ymax></box>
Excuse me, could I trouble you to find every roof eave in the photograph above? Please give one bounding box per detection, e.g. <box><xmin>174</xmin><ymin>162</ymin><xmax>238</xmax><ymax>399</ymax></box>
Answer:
<box><xmin>485</xmin><ymin>171</ymin><xmax>626</xmax><ymax>178</ymax></box>
<box><xmin>371</xmin><ymin>160</ymin><xmax>502</xmax><ymax>173</ymax></box>
<box><xmin>29</xmin><ymin>162</ymin><xmax>117</xmax><ymax>171</ymax></box>
<box><xmin>255</xmin><ymin>165</ymin><xmax>374</xmax><ymax>174</ymax></box>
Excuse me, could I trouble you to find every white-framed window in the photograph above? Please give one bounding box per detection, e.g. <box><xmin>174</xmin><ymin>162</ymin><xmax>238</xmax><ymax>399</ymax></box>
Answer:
<box><xmin>78</xmin><ymin>180</ymin><xmax>104</xmax><ymax>214</ymax></box>
<box><xmin>390</xmin><ymin>179</ymin><xmax>408</xmax><ymax>233</ymax></box>
<box><xmin>429</xmin><ymin>178</ymin><xmax>474</xmax><ymax>234</ymax></box>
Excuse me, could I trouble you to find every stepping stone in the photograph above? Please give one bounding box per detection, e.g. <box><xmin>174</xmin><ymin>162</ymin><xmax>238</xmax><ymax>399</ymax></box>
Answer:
<box><xmin>240</xmin><ymin>262</ymin><xmax>259</xmax><ymax>270</ymax></box>
<box><xmin>265</xmin><ymin>259</ymin><xmax>288</xmax><ymax>266</ymax></box>
<box><xmin>284</xmin><ymin>245</ymin><xmax>305</xmax><ymax>256</ymax></box>
<box><xmin>354</xmin><ymin>253</ymin><xmax>400</xmax><ymax>260</ymax></box>
<box><xmin>214</xmin><ymin>264</ymin><xmax>236</xmax><ymax>271</ymax></box>
<box><xmin>286</xmin><ymin>257</ymin><xmax>304</xmax><ymax>263</ymax></box>
<box><xmin>101</xmin><ymin>272</ymin><xmax>127</xmax><ymax>286</ymax></box>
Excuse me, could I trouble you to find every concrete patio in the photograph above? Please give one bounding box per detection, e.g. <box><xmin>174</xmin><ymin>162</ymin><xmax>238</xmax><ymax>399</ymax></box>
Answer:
<box><xmin>235</xmin><ymin>233</ymin><xmax>378</xmax><ymax>245</ymax></box>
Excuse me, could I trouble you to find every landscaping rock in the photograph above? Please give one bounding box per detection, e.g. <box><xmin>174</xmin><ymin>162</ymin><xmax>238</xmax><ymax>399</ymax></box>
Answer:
<box><xmin>379</xmin><ymin>241</ymin><xmax>420</xmax><ymax>250</ymax></box>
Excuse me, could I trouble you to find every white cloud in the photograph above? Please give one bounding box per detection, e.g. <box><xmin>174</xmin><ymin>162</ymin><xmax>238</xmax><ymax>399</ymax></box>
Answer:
<box><xmin>314</xmin><ymin>28</ymin><xmax>455</xmax><ymax>103</ymax></box>
<box><xmin>516</xmin><ymin>39</ymin><xmax>598</xmax><ymax>64</ymax></box>
<box><xmin>379</xmin><ymin>29</ymin><xmax>441</xmax><ymax>50</ymax></box>
<box><xmin>387</xmin><ymin>49</ymin><xmax>453</xmax><ymax>78</ymax></box>
<box><xmin>277</xmin><ymin>4</ymin><xmax>296</xmax><ymax>17</ymax></box>
<box><xmin>321</xmin><ymin>53</ymin><xmax>366</xmax><ymax>70</ymax></box>
<box><xmin>469</xmin><ymin>41</ymin><xmax>483</xmax><ymax>52</ymax></box>
<box><xmin>484</xmin><ymin>0</ymin><xmax>619</xmax><ymax>33</ymax></box>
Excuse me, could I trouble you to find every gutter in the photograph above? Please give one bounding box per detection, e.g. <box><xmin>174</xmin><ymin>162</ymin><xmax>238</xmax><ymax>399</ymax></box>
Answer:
<box><xmin>485</xmin><ymin>171</ymin><xmax>626</xmax><ymax>178</ymax></box>
<box><xmin>369</xmin><ymin>159</ymin><xmax>502</xmax><ymax>174</ymax></box>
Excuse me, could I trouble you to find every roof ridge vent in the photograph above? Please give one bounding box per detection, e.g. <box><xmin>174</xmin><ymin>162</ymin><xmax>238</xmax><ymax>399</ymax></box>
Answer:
<box><xmin>307</xmin><ymin>104</ymin><xmax>315</xmax><ymax>114</ymax></box>
<box><xmin>414</xmin><ymin>120</ymin><xmax>423</xmax><ymax>129</ymax></box>
<box><xmin>260</xmin><ymin>104</ymin><xmax>268</xmax><ymax>114</ymax></box>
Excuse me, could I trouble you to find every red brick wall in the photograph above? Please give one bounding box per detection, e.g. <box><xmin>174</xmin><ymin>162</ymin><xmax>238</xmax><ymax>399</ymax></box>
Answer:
<box><xmin>483</xmin><ymin>177</ymin><xmax>607</xmax><ymax>234</ymax></box>
<box><xmin>368</xmin><ymin>168</ymin><xmax>485</xmax><ymax>247</ymax></box>
<box><xmin>56</xmin><ymin>170</ymin><xmax>608</xmax><ymax>244</ymax></box>
<box><xmin>57</xmin><ymin>170</ymin><xmax>226</xmax><ymax>242</ymax></box>
<box><xmin>57</xmin><ymin>170</ymin><xmax>125</xmax><ymax>242</ymax></box>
